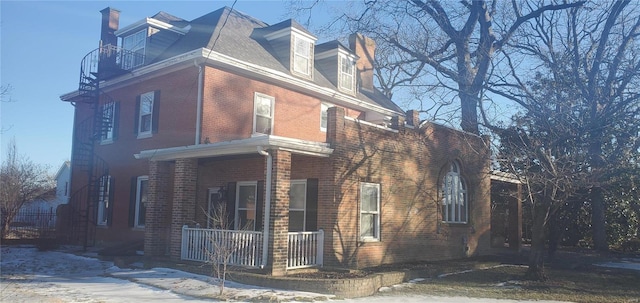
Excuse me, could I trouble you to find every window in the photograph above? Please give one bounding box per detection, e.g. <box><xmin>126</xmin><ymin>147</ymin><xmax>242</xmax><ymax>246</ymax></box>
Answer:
<box><xmin>97</xmin><ymin>175</ymin><xmax>112</xmax><ymax>226</ymax></box>
<box><xmin>207</xmin><ymin>187</ymin><xmax>225</xmax><ymax>228</ymax></box>
<box><xmin>122</xmin><ymin>29</ymin><xmax>146</xmax><ymax>69</ymax></box>
<box><xmin>360</xmin><ymin>182</ymin><xmax>380</xmax><ymax>241</ymax></box>
<box><xmin>134</xmin><ymin>176</ymin><xmax>148</xmax><ymax>228</ymax></box>
<box><xmin>236</xmin><ymin>182</ymin><xmax>257</xmax><ymax>230</ymax></box>
<box><xmin>292</xmin><ymin>35</ymin><xmax>313</xmax><ymax>76</ymax></box>
<box><xmin>320</xmin><ymin>103</ymin><xmax>331</xmax><ymax>132</ymax></box>
<box><xmin>339</xmin><ymin>54</ymin><xmax>356</xmax><ymax>92</ymax></box>
<box><xmin>289</xmin><ymin>180</ymin><xmax>307</xmax><ymax>232</ymax></box>
<box><xmin>253</xmin><ymin>93</ymin><xmax>274</xmax><ymax>135</ymax></box>
<box><xmin>442</xmin><ymin>161</ymin><xmax>467</xmax><ymax>223</ymax></box>
<box><xmin>137</xmin><ymin>91</ymin><xmax>155</xmax><ymax>137</ymax></box>
<box><xmin>100</xmin><ymin>102</ymin><xmax>116</xmax><ymax>143</ymax></box>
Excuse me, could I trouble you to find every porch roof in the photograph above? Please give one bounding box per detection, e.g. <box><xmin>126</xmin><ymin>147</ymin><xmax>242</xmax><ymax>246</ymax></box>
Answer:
<box><xmin>134</xmin><ymin>135</ymin><xmax>334</xmax><ymax>161</ymax></box>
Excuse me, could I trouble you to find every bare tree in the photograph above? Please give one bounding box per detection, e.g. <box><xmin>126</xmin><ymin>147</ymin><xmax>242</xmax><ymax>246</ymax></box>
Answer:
<box><xmin>1</xmin><ymin>85</ymin><xmax>13</xmax><ymax>134</ymax></box>
<box><xmin>488</xmin><ymin>0</ymin><xmax>640</xmax><ymax>252</ymax></box>
<box><xmin>203</xmin><ymin>202</ymin><xmax>255</xmax><ymax>297</ymax></box>
<box><xmin>493</xmin><ymin>72</ymin><xmax>588</xmax><ymax>280</ymax></box>
<box><xmin>0</xmin><ymin>139</ymin><xmax>52</xmax><ymax>238</ymax></box>
<box><xmin>336</xmin><ymin>0</ymin><xmax>584</xmax><ymax>134</ymax></box>
<box><xmin>484</xmin><ymin>0</ymin><xmax>640</xmax><ymax>278</ymax></box>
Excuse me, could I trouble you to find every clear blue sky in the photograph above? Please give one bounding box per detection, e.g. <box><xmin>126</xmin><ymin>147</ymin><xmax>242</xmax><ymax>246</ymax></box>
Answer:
<box><xmin>1</xmin><ymin>0</ymin><xmax>339</xmax><ymax>174</ymax></box>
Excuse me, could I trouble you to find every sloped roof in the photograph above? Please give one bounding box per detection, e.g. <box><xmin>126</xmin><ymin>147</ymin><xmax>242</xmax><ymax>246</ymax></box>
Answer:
<box><xmin>151</xmin><ymin>11</ymin><xmax>189</xmax><ymax>27</ymax></box>
<box><xmin>151</xmin><ymin>6</ymin><xmax>402</xmax><ymax>114</ymax></box>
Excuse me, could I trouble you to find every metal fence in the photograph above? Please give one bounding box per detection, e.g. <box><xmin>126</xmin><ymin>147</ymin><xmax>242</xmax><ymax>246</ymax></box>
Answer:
<box><xmin>2</xmin><ymin>208</ymin><xmax>57</xmax><ymax>239</ymax></box>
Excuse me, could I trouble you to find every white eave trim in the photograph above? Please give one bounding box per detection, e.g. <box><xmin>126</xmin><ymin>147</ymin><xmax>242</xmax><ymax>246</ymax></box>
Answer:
<box><xmin>134</xmin><ymin>135</ymin><xmax>333</xmax><ymax>161</ymax></box>
<box><xmin>264</xmin><ymin>27</ymin><xmax>317</xmax><ymax>42</ymax></box>
<box><xmin>61</xmin><ymin>48</ymin><xmax>401</xmax><ymax>117</ymax></box>
<box><xmin>490</xmin><ymin>171</ymin><xmax>522</xmax><ymax>184</ymax></box>
<box><xmin>115</xmin><ymin>17</ymin><xmax>189</xmax><ymax>36</ymax></box>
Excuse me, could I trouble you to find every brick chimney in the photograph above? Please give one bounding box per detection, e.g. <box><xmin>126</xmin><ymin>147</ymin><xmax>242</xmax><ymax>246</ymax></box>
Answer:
<box><xmin>100</xmin><ymin>7</ymin><xmax>120</xmax><ymax>48</ymax></box>
<box><xmin>349</xmin><ymin>33</ymin><xmax>376</xmax><ymax>92</ymax></box>
<box><xmin>99</xmin><ymin>7</ymin><xmax>120</xmax><ymax>74</ymax></box>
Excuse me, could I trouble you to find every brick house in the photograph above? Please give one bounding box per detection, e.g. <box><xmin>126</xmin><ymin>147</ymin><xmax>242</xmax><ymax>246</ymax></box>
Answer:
<box><xmin>61</xmin><ymin>6</ymin><xmax>492</xmax><ymax>275</ymax></box>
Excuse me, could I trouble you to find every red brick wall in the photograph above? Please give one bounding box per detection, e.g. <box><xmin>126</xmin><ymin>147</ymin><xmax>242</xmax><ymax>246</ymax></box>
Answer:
<box><xmin>324</xmin><ymin>107</ymin><xmax>492</xmax><ymax>268</ymax></box>
<box><xmin>70</xmin><ymin>67</ymin><xmax>199</xmax><ymax>246</ymax></box>
<box><xmin>200</xmin><ymin>67</ymin><xmax>363</xmax><ymax>144</ymax></box>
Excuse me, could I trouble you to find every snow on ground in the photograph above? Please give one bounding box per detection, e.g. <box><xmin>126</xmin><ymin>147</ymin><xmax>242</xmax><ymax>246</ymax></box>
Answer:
<box><xmin>0</xmin><ymin>245</ymin><xmax>587</xmax><ymax>303</ymax></box>
<box><xmin>594</xmin><ymin>258</ymin><xmax>640</xmax><ymax>271</ymax></box>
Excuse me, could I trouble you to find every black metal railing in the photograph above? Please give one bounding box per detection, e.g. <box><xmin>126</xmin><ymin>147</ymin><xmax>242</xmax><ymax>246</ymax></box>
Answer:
<box><xmin>79</xmin><ymin>45</ymin><xmax>144</xmax><ymax>99</ymax></box>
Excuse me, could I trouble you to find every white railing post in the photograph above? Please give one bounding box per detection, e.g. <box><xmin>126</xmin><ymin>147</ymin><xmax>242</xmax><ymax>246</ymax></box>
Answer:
<box><xmin>181</xmin><ymin>225</ymin><xmax>188</xmax><ymax>260</ymax></box>
<box><xmin>180</xmin><ymin>227</ymin><xmax>263</xmax><ymax>267</ymax></box>
<box><xmin>317</xmin><ymin>229</ymin><xmax>324</xmax><ymax>267</ymax></box>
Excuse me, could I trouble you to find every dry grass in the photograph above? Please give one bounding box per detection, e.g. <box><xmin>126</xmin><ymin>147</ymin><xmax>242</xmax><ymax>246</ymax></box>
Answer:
<box><xmin>374</xmin><ymin>251</ymin><xmax>640</xmax><ymax>303</ymax></box>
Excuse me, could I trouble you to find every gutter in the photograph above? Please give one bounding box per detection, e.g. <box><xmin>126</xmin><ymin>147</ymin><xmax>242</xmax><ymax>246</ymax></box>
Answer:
<box><xmin>195</xmin><ymin>62</ymin><xmax>204</xmax><ymax>145</ymax></box>
<box><xmin>257</xmin><ymin>146</ymin><xmax>272</xmax><ymax>269</ymax></box>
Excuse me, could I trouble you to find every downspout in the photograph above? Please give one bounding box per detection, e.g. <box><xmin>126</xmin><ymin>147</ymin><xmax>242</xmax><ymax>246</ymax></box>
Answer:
<box><xmin>257</xmin><ymin>146</ymin><xmax>272</xmax><ymax>268</ymax></box>
<box><xmin>194</xmin><ymin>61</ymin><xmax>204</xmax><ymax>145</ymax></box>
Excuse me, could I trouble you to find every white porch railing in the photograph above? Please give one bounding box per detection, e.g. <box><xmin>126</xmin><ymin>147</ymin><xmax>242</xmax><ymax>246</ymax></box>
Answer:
<box><xmin>181</xmin><ymin>225</ymin><xmax>263</xmax><ymax>267</ymax></box>
<box><xmin>287</xmin><ymin>230</ymin><xmax>324</xmax><ymax>269</ymax></box>
<box><xmin>180</xmin><ymin>226</ymin><xmax>324</xmax><ymax>269</ymax></box>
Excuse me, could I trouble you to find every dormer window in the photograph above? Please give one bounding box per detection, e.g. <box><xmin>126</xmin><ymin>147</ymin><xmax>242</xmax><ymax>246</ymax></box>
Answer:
<box><xmin>292</xmin><ymin>35</ymin><xmax>313</xmax><ymax>77</ymax></box>
<box><xmin>122</xmin><ymin>29</ymin><xmax>146</xmax><ymax>69</ymax></box>
<box><xmin>339</xmin><ymin>54</ymin><xmax>356</xmax><ymax>93</ymax></box>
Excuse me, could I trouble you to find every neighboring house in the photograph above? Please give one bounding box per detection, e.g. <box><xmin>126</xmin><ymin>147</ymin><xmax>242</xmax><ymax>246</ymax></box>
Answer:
<box><xmin>13</xmin><ymin>161</ymin><xmax>70</xmax><ymax>228</ymax></box>
<box><xmin>18</xmin><ymin>161</ymin><xmax>70</xmax><ymax>212</ymax></box>
<box><xmin>61</xmin><ymin>7</ymin><xmax>491</xmax><ymax>275</ymax></box>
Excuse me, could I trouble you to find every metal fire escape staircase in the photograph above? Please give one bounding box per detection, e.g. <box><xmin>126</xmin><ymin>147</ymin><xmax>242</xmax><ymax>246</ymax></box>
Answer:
<box><xmin>68</xmin><ymin>45</ymin><xmax>141</xmax><ymax>248</ymax></box>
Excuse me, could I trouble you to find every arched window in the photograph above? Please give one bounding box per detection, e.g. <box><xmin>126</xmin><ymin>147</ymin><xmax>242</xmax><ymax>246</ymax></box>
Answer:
<box><xmin>442</xmin><ymin>161</ymin><xmax>467</xmax><ymax>223</ymax></box>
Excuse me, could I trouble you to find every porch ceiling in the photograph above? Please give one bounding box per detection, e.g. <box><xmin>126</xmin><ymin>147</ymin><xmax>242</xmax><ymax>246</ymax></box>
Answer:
<box><xmin>134</xmin><ymin>135</ymin><xmax>334</xmax><ymax>161</ymax></box>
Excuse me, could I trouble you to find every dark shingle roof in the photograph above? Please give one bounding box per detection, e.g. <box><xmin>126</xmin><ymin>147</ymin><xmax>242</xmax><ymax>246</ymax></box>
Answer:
<box><xmin>152</xmin><ymin>6</ymin><xmax>402</xmax><ymax>114</ymax></box>
<box><xmin>151</xmin><ymin>11</ymin><xmax>189</xmax><ymax>28</ymax></box>
<box><xmin>315</xmin><ymin>40</ymin><xmax>351</xmax><ymax>54</ymax></box>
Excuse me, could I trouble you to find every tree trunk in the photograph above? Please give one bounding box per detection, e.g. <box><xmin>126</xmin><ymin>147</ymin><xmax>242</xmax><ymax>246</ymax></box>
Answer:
<box><xmin>547</xmin><ymin>213</ymin><xmax>560</xmax><ymax>261</ymax></box>
<box><xmin>526</xmin><ymin>202</ymin><xmax>548</xmax><ymax>281</ymax></box>
<box><xmin>589</xmin><ymin>134</ymin><xmax>608</xmax><ymax>252</ymax></box>
<box><xmin>459</xmin><ymin>90</ymin><xmax>480</xmax><ymax>135</ymax></box>
<box><xmin>590</xmin><ymin>186</ymin><xmax>608</xmax><ymax>251</ymax></box>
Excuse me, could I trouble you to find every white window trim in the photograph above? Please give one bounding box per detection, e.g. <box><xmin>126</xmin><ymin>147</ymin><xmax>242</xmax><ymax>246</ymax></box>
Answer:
<box><xmin>207</xmin><ymin>187</ymin><xmax>223</xmax><ymax>229</ymax></box>
<box><xmin>100</xmin><ymin>102</ymin><xmax>115</xmax><ymax>144</ymax></box>
<box><xmin>122</xmin><ymin>28</ymin><xmax>146</xmax><ymax>69</ymax></box>
<box><xmin>320</xmin><ymin>103</ymin><xmax>331</xmax><ymax>132</ymax></box>
<box><xmin>135</xmin><ymin>175</ymin><xmax>148</xmax><ymax>228</ymax></box>
<box><xmin>137</xmin><ymin>91</ymin><xmax>154</xmax><ymax>138</ymax></box>
<box><xmin>442</xmin><ymin>162</ymin><xmax>468</xmax><ymax>224</ymax></box>
<box><xmin>289</xmin><ymin>179</ymin><xmax>307</xmax><ymax>231</ymax></box>
<box><xmin>292</xmin><ymin>34</ymin><xmax>313</xmax><ymax>77</ymax></box>
<box><xmin>236</xmin><ymin>181</ymin><xmax>258</xmax><ymax>231</ymax></box>
<box><xmin>338</xmin><ymin>53</ymin><xmax>356</xmax><ymax>93</ymax></box>
<box><xmin>360</xmin><ymin>182</ymin><xmax>381</xmax><ymax>242</ymax></box>
<box><xmin>252</xmin><ymin>92</ymin><xmax>275</xmax><ymax>135</ymax></box>
<box><xmin>97</xmin><ymin>175</ymin><xmax>111</xmax><ymax>226</ymax></box>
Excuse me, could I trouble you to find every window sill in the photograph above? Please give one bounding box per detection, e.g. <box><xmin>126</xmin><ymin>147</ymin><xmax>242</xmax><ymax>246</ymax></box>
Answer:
<box><xmin>100</xmin><ymin>139</ymin><xmax>114</xmax><ymax>145</ymax></box>
<box><xmin>359</xmin><ymin>237</ymin><xmax>380</xmax><ymax>243</ymax></box>
<box><xmin>131</xmin><ymin>226</ymin><xmax>145</xmax><ymax>231</ymax></box>
<box><xmin>137</xmin><ymin>133</ymin><xmax>152</xmax><ymax>139</ymax></box>
<box><xmin>442</xmin><ymin>221</ymin><xmax>468</xmax><ymax>225</ymax></box>
<box><xmin>96</xmin><ymin>224</ymin><xmax>108</xmax><ymax>228</ymax></box>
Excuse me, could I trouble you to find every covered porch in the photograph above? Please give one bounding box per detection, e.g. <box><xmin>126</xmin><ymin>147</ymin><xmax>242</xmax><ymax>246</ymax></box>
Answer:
<box><xmin>135</xmin><ymin>135</ymin><xmax>333</xmax><ymax>275</ymax></box>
